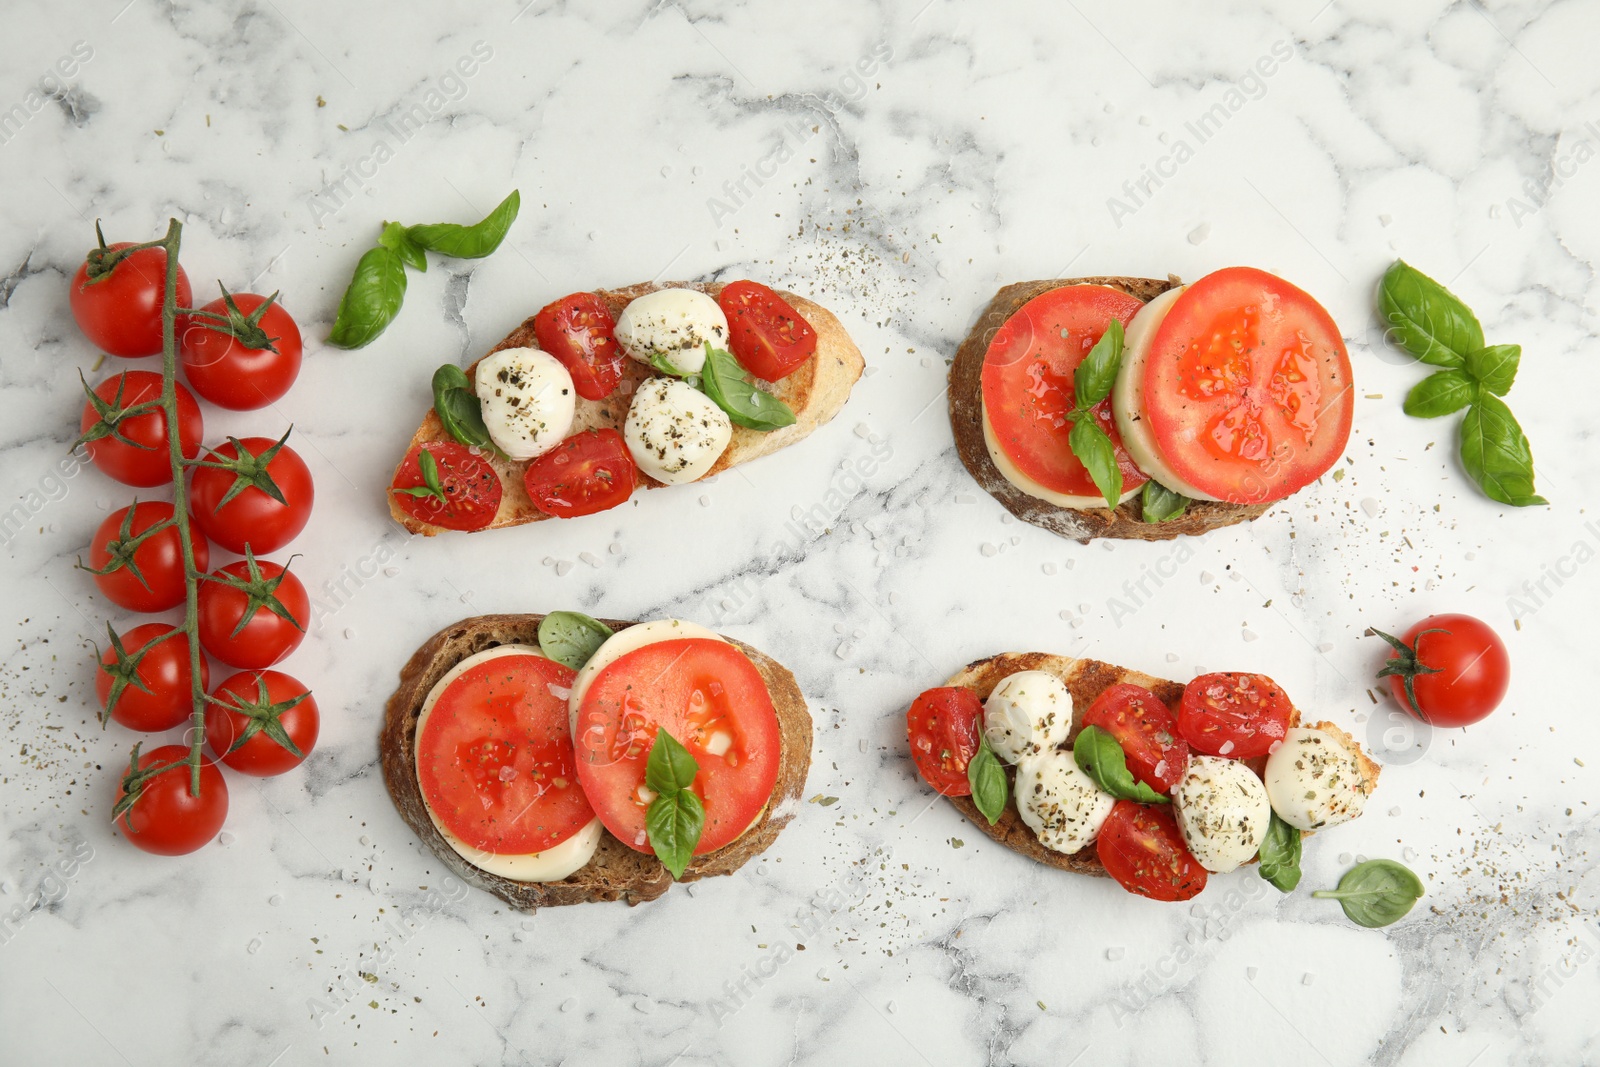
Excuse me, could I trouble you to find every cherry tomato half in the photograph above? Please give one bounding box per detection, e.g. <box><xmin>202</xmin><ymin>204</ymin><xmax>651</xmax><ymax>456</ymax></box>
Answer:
<box><xmin>523</xmin><ymin>429</ymin><xmax>637</xmax><ymax>518</ymax></box>
<box><xmin>533</xmin><ymin>292</ymin><xmax>626</xmax><ymax>400</ymax></box>
<box><xmin>717</xmin><ymin>281</ymin><xmax>818</xmax><ymax>381</ymax></box>
<box><xmin>1177</xmin><ymin>672</ymin><xmax>1292</xmax><ymax>759</ymax></box>
<box><xmin>179</xmin><ymin>293</ymin><xmax>303</xmax><ymax>410</ymax></box>
<box><xmin>390</xmin><ymin>442</ymin><xmax>502</xmax><ymax>531</ymax></box>
<box><xmin>1082</xmin><ymin>683</ymin><xmax>1189</xmax><ymax>794</ymax></box>
<box><xmin>906</xmin><ymin>686</ymin><xmax>983</xmax><ymax>796</ymax></box>
<box><xmin>79</xmin><ymin>371</ymin><xmax>203</xmax><ymax>487</ymax></box>
<box><xmin>70</xmin><ymin>243</ymin><xmax>193</xmax><ymax>358</ymax></box>
<box><xmin>1096</xmin><ymin>800</ymin><xmax>1208</xmax><ymax>901</ymax></box>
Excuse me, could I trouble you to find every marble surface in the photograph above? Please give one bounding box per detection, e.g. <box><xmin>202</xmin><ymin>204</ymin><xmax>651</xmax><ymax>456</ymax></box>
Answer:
<box><xmin>1</xmin><ymin>1</ymin><xmax>1597</xmax><ymax>1064</ymax></box>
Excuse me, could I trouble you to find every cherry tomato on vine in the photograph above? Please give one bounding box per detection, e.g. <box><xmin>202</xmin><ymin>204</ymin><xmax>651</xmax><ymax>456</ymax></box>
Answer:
<box><xmin>86</xmin><ymin>501</ymin><xmax>209</xmax><ymax>613</ymax></box>
<box><xmin>205</xmin><ymin>670</ymin><xmax>319</xmax><ymax>777</ymax></box>
<box><xmin>95</xmin><ymin>622</ymin><xmax>208</xmax><ymax>732</ymax></box>
<box><xmin>188</xmin><ymin>435</ymin><xmax>314</xmax><ymax>554</ymax></box>
<box><xmin>78</xmin><ymin>370</ymin><xmax>203</xmax><ymax>487</ymax></box>
<box><xmin>70</xmin><ymin>242</ymin><xmax>192</xmax><ymax>358</ymax></box>
<box><xmin>1375</xmin><ymin>613</ymin><xmax>1509</xmax><ymax>727</ymax></box>
<box><xmin>113</xmin><ymin>744</ymin><xmax>229</xmax><ymax>855</ymax></box>
<box><xmin>196</xmin><ymin>554</ymin><xmax>309</xmax><ymax>668</ymax></box>
<box><xmin>179</xmin><ymin>292</ymin><xmax>303</xmax><ymax>410</ymax></box>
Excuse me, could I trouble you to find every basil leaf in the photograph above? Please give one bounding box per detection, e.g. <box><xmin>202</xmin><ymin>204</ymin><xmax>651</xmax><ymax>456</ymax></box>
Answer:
<box><xmin>536</xmin><ymin>611</ymin><xmax>614</xmax><ymax>671</ymax></box>
<box><xmin>699</xmin><ymin>344</ymin><xmax>797</xmax><ymax>432</ymax></box>
<box><xmin>1464</xmin><ymin>343</ymin><xmax>1520</xmax><ymax>397</ymax></box>
<box><xmin>378</xmin><ymin>221</ymin><xmax>427</xmax><ymax>273</ymax></box>
<box><xmin>1140</xmin><ymin>480</ymin><xmax>1188</xmax><ymax>523</ymax></box>
<box><xmin>405</xmin><ymin>189</ymin><xmax>520</xmax><ymax>259</ymax></box>
<box><xmin>1377</xmin><ymin>260</ymin><xmax>1483</xmax><ymax>368</ymax></box>
<box><xmin>1402</xmin><ymin>370</ymin><xmax>1475</xmax><ymax>419</ymax></box>
<box><xmin>967</xmin><ymin>733</ymin><xmax>1008</xmax><ymax>826</ymax></box>
<box><xmin>648</xmin><ymin>351</ymin><xmax>692</xmax><ymax>378</ymax></box>
<box><xmin>1074</xmin><ymin>318</ymin><xmax>1124</xmax><ymax>408</ymax></box>
<box><xmin>1072</xmin><ymin>725</ymin><xmax>1168</xmax><ymax>804</ymax></box>
<box><xmin>1311</xmin><ymin>858</ymin><xmax>1423</xmax><ymax>928</ymax></box>
<box><xmin>1067</xmin><ymin>417</ymin><xmax>1123</xmax><ymax>510</ymax></box>
<box><xmin>1459</xmin><ymin>396</ymin><xmax>1547</xmax><ymax>507</ymax></box>
<box><xmin>644</xmin><ymin>730</ymin><xmax>704</xmax><ymax>879</ymax></box>
<box><xmin>1256</xmin><ymin>812</ymin><xmax>1302</xmax><ymax>893</ymax></box>
<box><xmin>430</xmin><ymin>364</ymin><xmax>502</xmax><ymax>455</ymax></box>
<box><xmin>328</xmin><ymin>246</ymin><xmax>407</xmax><ymax>349</ymax></box>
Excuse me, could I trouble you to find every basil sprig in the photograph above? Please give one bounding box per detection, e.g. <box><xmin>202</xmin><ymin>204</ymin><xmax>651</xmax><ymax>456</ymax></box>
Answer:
<box><xmin>393</xmin><ymin>447</ymin><xmax>447</xmax><ymax>503</ymax></box>
<box><xmin>536</xmin><ymin>611</ymin><xmax>614</xmax><ymax>672</ymax></box>
<box><xmin>431</xmin><ymin>364</ymin><xmax>501</xmax><ymax>455</ymax></box>
<box><xmin>1312</xmin><ymin>858</ymin><xmax>1423</xmax><ymax>928</ymax></box>
<box><xmin>967</xmin><ymin>731</ymin><xmax>1008</xmax><ymax>825</ymax></box>
<box><xmin>1256</xmin><ymin>811</ymin><xmax>1302</xmax><ymax>892</ymax></box>
<box><xmin>1140</xmin><ymin>480</ymin><xmax>1189</xmax><ymax>523</ymax></box>
<box><xmin>1376</xmin><ymin>261</ymin><xmax>1546</xmax><ymax>507</ymax></box>
<box><xmin>1072</xmin><ymin>724</ymin><xmax>1167</xmax><ymax>804</ymax></box>
<box><xmin>1064</xmin><ymin>319</ymin><xmax>1126</xmax><ymax>509</ymax></box>
<box><xmin>644</xmin><ymin>730</ymin><xmax>705</xmax><ymax>879</ymax></box>
<box><xmin>698</xmin><ymin>343</ymin><xmax>797</xmax><ymax>431</ymax></box>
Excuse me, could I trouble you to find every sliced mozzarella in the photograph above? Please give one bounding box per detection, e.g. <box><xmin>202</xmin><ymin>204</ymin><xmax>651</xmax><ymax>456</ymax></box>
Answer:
<box><xmin>1111</xmin><ymin>286</ymin><xmax>1221</xmax><ymax>502</ymax></box>
<box><xmin>614</xmin><ymin>288</ymin><xmax>729</xmax><ymax>375</ymax></box>
<box><xmin>1264</xmin><ymin>727</ymin><xmax>1371</xmax><ymax>831</ymax></box>
<box><xmin>415</xmin><ymin>644</ymin><xmax>601</xmax><ymax>882</ymax></box>
<box><xmin>475</xmin><ymin>347</ymin><xmax>576</xmax><ymax>461</ymax></box>
<box><xmin>983</xmin><ymin>670</ymin><xmax>1073</xmax><ymax>764</ymax></box>
<box><xmin>568</xmin><ymin>618</ymin><xmax>724</xmax><ymax>730</ymax></box>
<box><xmin>1171</xmin><ymin>754</ymin><xmax>1271</xmax><ymax>873</ymax></box>
<box><xmin>1015</xmin><ymin>750</ymin><xmax>1115</xmax><ymax>855</ymax></box>
<box><xmin>981</xmin><ymin>401</ymin><xmax>1143</xmax><ymax>509</ymax></box>
<box><xmin>624</xmin><ymin>377</ymin><xmax>732</xmax><ymax>485</ymax></box>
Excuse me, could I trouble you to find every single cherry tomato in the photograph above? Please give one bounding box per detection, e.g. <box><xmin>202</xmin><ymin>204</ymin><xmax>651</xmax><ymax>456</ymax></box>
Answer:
<box><xmin>87</xmin><ymin>501</ymin><xmax>209</xmax><ymax>613</ymax></box>
<box><xmin>178</xmin><ymin>292</ymin><xmax>303</xmax><ymax>410</ymax></box>
<box><xmin>717</xmin><ymin>280</ymin><xmax>818</xmax><ymax>381</ymax></box>
<box><xmin>95</xmin><ymin>623</ymin><xmax>207</xmax><ymax>732</ymax></box>
<box><xmin>1096</xmin><ymin>800</ymin><xmax>1208</xmax><ymax>901</ymax></box>
<box><xmin>533</xmin><ymin>292</ymin><xmax>626</xmax><ymax>400</ymax></box>
<box><xmin>113</xmin><ymin>744</ymin><xmax>228</xmax><ymax>855</ymax></box>
<box><xmin>1082</xmin><ymin>683</ymin><xmax>1189</xmax><ymax>794</ymax></box>
<box><xmin>189</xmin><ymin>435</ymin><xmax>314</xmax><ymax>554</ymax></box>
<box><xmin>906</xmin><ymin>687</ymin><xmax>983</xmax><ymax>796</ymax></box>
<box><xmin>70</xmin><ymin>242</ymin><xmax>193</xmax><ymax>358</ymax></box>
<box><xmin>1177</xmin><ymin>672</ymin><xmax>1293</xmax><ymax>759</ymax></box>
<box><xmin>522</xmin><ymin>429</ymin><xmax>637</xmax><ymax>518</ymax></box>
<box><xmin>205</xmin><ymin>669</ymin><xmax>319</xmax><ymax>777</ymax></box>
<box><xmin>197</xmin><ymin>556</ymin><xmax>309</xmax><ymax>668</ymax></box>
<box><xmin>390</xmin><ymin>442</ymin><xmax>502</xmax><ymax>531</ymax></box>
<box><xmin>1376</xmin><ymin>613</ymin><xmax>1509</xmax><ymax>727</ymax></box>
<box><xmin>78</xmin><ymin>371</ymin><xmax>203</xmax><ymax>487</ymax></box>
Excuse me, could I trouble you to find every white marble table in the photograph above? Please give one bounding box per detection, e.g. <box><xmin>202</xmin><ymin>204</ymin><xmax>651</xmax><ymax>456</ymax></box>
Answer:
<box><xmin>1</xmin><ymin>1</ymin><xmax>1596</xmax><ymax>1064</ymax></box>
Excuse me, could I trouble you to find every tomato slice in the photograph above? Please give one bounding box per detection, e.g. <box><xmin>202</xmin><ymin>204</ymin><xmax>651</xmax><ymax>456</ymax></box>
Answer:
<box><xmin>1140</xmin><ymin>267</ymin><xmax>1353</xmax><ymax>503</ymax></box>
<box><xmin>981</xmin><ymin>285</ymin><xmax>1149</xmax><ymax>500</ymax></box>
<box><xmin>1082</xmin><ymin>683</ymin><xmax>1189</xmax><ymax>794</ymax></box>
<box><xmin>416</xmin><ymin>651</ymin><xmax>595</xmax><ymax>853</ymax></box>
<box><xmin>533</xmin><ymin>292</ymin><xmax>626</xmax><ymax>400</ymax></box>
<box><xmin>522</xmin><ymin>428</ymin><xmax>637</xmax><ymax>518</ymax></box>
<box><xmin>1177</xmin><ymin>672</ymin><xmax>1292</xmax><ymax>759</ymax></box>
<box><xmin>717</xmin><ymin>281</ymin><xmax>818</xmax><ymax>381</ymax></box>
<box><xmin>906</xmin><ymin>687</ymin><xmax>982</xmax><ymax>796</ymax></box>
<box><xmin>391</xmin><ymin>442</ymin><xmax>502</xmax><ymax>531</ymax></box>
<box><xmin>573</xmin><ymin>638</ymin><xmax>781</xmax><ymax>855</ymax></box>
<box><xmin>1096</xmin><ymin>800</ymin><xmax>1208</xmax><ymax>901</ymax></box>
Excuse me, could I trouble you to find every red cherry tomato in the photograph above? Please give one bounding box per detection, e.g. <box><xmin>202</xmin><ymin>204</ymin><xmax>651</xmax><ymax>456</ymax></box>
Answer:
<box><xmin>197</xmin><ymin>558</ymin><xmax>309</xmax><ymax>669</ymax></box>
<box><xmin>88</xmin><ymin>501</ymin><xmax>209</xmax><ymax>613</ymax></box>
<box><xmin>717</xmin><ymin>280</ymin><xmax>818</xmax><ymax>381</ymax></box>
<box><xmin>906</xmin><ymin>686</ymin><xmax>983</xmax><ymax>796</ymax></box>
<box><xmin>189</xmin><ymin>436</ymin><xmax>314</xmax><ymax>554</ymax></box>
<box><xmin>1082</xmin><ymin>683</ymin><xmax>1189</xmax><ymax>794</ymax></box>
<box><xmin>95</xmin><ymin>623</ymin><xmax>207</xmax><ymax>732</ymax></box>
<box><xmin>522</xmin><ymin>429</ymin><xmax>637</xmax><ymax>518</ymax></box>
<box><xmin>390</xmin><ymin>442</ymin><xmax>503</xmax><ymax>532</ymax></box>
<box><xmin>70</xmin><ymin>243</ymin><xmax>193</xmax><ymax>358</ymax></box>
<box><xmin>113</xmin><ymin>744</ymin><xmax>228</xmax><ymax>855</ymax></box>
<box><xmin>1096</xmin><ymin>800</ymin><xmax>1208</xmax><ymax>901</ymax></box>
<box><xmin>178</xmin><ymin>293</ymin><xmax>303</xmax><ymax>410</ymax></box>
<box><xmin>205</xmin><ymin>669</ymin><xmax>319</xmax><ymax>777</ymax></box>
<box><xmin>79</xmin><ymin>371</ymin><xmax>203</xmax><ymax>487</ymax></box>
<box><xmin>1380</xmin><ymin>613</ymin><xmax>1509</xmax><ymax>727</ymax></box>
<box><xmin>1176</xmin><ymin>672</ymin><xmax>1293</xmax><ymax>759</ymax></box>
<box><xmin>533</xmin><ymin>292</ymin><xmax>626</xmax><ymax>400</ymax></box>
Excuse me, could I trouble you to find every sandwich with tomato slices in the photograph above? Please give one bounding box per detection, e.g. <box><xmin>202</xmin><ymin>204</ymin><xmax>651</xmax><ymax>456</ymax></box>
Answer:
<box><xmin>950</xmin><ymin>268</ymin><xmax>1354</xmax><ymax>541</ymax></box>
<box><xmin>381</xmin><ymin>612</ymin><xmax>811</xmax><ymax>909</ymax></box>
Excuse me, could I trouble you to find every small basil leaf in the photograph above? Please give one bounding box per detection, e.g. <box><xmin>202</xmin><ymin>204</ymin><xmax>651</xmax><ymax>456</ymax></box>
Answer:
<box><xmin>536</xmin><ymin>611</ymin><xmax>614</xmax><ymax>671</ymax></box>
<box><xmin>1402</xmin><ymin>370</ymin><xmax>1476</xmax><ymax>419</ymax></box>
<box><xmin>645</xmin><ymin>727</ymin><xmax>699</xmax><ymax>796</ymax></box>
<box><xmin>1459</xmin><ymin>396</ymin><xmax>1547</xmax><ymax>507</ymax></box>
<box><xmin>1256</xmin><ymin>811</ymin><xmax>1302</xmax><ymax>893</ymax></box>
<box><xmin>1464</xmin><ymin>343</ymin><xmax>1520</xmax><ymax>397</ymax></box>
<box><xmin>379</xmin><ymin>221</ymin><xmax>428</xmax><ymax>272</ymax></box>
<box><xmin>1072</xmin><ymin>725</ymin><xmax>1168</xmax><ymax>804</ymax></box>
<box><xmin>328</xmin><ymin>246</ymin><xmax>408</xmax><ymax>349</ymax></box>
<box><xmin>1074</xmin><ymin>318</ymin><xmax>1124</xmax><ymax>408</ymax></box>
<box><xmin>405</xmin><ymin>190</ymin><xmax>520</xmax><ymax>259</ymax></box>
<box><xmin>648</xmin><ymin>351</ymin><xmax>692</xmax><ymax>378</ymax></box>
<box><xmin>1311</xmin><ymin>858</ymin><xmax>1423</xmax><ymax>928</ymax></box>
<box><xmin>1067</xmin><ymin>417</ymin><xmax>1123</xmax><ymax>510</ymax></box>
<box><xmin>1377</xmin><ymin>260</ymin><xmax>1483</xmax><ymax>368</ymax></box>
<box><xmin>644</xmin><ymin>730</ymin><xmax>704</xmax><ymax>879</ymax></box>
<box><xmin>1140</xmin><ymin>480</ymin><xmax>1188</xmax><ymax>523</ymax></box>
<box><xmin>431</xmin><ymin>364</ymin><xmax>502</xmax><ymax>455</ymax></box>
<box><xmin>700</xmin><ymin>344</ymin><xmax>798</xmax><ymax>432</ymax></box>
<box><xmin>967</xmin><ymin>732</ymin><xmax>1008</xmax><ymax>826</ymax></box>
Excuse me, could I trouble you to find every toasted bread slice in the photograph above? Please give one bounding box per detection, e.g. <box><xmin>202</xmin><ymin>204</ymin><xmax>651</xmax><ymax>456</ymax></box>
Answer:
<box><xmin>938</xmin><ymin>652</ymin><xmax>1378</xmax><ymax>878</ymax></box>
<box><xmin>380</xmin><ymin>614</ymin><xmax>812</xmax><ymax>910</ymax></box>
<box><xmin>948</xmin><ymin>276</ymin><xmax>1271</xmax><ymax>542</ymax></box>
<box><xmin>391</xmin><ymin>281</ymin><xmax>865</xmax><ymax>535</ymax></box>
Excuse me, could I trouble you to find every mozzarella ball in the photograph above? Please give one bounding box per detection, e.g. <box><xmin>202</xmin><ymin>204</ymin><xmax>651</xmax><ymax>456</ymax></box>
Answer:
<box><xmin>1015</xmin><ymin>750</ymin><xmax>1115</xmax><ymax>855</ymax></box>
<box><xmin>475</xmin><ymin>347</ymin><xmax>576</xmax><ymax>461</ymax></box>
<box><xmin>1264</xmin><ymin>727</ymin><xmax>1372</xmax><ymax>831</ymax></box>
<box><xmin>614</xmin><ymin>289</ymin><xmax>729</xmax><ymax>375</ymax></box>
<box><xmin>983</xmin><ymin>670</ymin><xmax>1073</xmax><ymax>765</ymax></box>
<box><xmin>624</xmin><ymin>377</ymin><xmax>732</xmax><ymax>485</ymax></box>
<box><xmin>1171</xmin><ymin>754</ymin><xmax>1272</xmax><ymax>873</ymax></box>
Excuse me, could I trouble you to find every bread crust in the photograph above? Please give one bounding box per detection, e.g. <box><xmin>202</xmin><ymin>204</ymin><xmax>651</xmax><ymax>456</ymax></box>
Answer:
<box><xmin>390</xmin><ymin>281</ymin><xmax>864</xmax><ymax>535</ymax></box>
<box><xmin>380</xmin><ymin>614</ymin><xmax>812</xmax><ymax>910</ymax></box>
<box><xmin>948</xmin><ymin>276</ymin><xmax>1271</xmax><ymax>542</ymax></box>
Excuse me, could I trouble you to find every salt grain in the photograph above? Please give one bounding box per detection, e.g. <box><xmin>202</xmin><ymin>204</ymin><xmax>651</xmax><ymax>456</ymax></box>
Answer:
<box><xmin>608</xmin><ymin>542</ymin><xmax>622</xmax><ymax>555</ymax></box>
<box><xmin>859</xmin><ymin>739</ymin><xmax>868</xmax><ymax>753</ymax></box>
<box><xmin>383</xmin><ymin>567</ymin><xmax>399</xmax><ymax>578</ymax></box>
<box><xmin>218</xmin><ymin>832</ymin><xmax>236</xmax><ymax>846</ymax></box>
<box><xmin>1106</xmin><ymin>946</ymin><xmax>1125</xmax><ymax>961</ymax></box>
<box><xmin>1242</xmin><ymin>629</ymin><xmax>1257</xmax><ymax>642</ymax></box>
<box><xmin>344</xmin><ymin>628</ymin><xmax>356</xmax><ymax>640</ymax></box>
<box><xmin>980</xmin><ymin>543</ymin><xmax>998</xmax><ymax>557</ymax></box>
<box><xmin>1200</xmin><ymin>572</ymin><xmax>1215</xmax><ymax>584</ymax></box>
<box><xmin>359</xmin><ymin>835</ymin><xmax>372</xmax><ymax>847</ymax></box>
<box><xmin>699</xmin><ymin>495</ymin><xmax>711</xmax><ymax>507</ymax></box>
<box><xmin>1042</xmin><ymin>563</ymin><xmax>1057</xmax><ymax>575</ymax></box>
<box><xmin>1246</xmin><ymin>966</ymin><xmax>1259</xmax><ymax>980</ymax></box>
<box><xmin>247</xmin><ymin>938</ymin><xmax>262</xmax><ymax>954</ymax></box>
<box><xmin>555</xmin><ymin>560</ymin><xmax>573</xmax><ymax>576</ymax></box>
<box><xmin>1166</xmin><ymin>653</ymin><xmax>1179</xmax><ymax>663</ymax></box>
<box><xmin>1361</xmin><ymin>497</ymin><xmax>1380</xmax><ymax>517</ymax></box>
<box><xmin>1187</xmin><ymin>223</ymin><xmax>1211</xmax><ymax>245</ymax></box>
<box><xmin>560</xmin><ymin>997</ymin><xmax>578</xmax><ymax>1013</ymax></box>
<box><xmin>580</xmin><ymin>551</ymin><xmax>601</xmax><ymax>567</ymax></box>
<box><xmin>1302</xmin><ymin>973</ymin><xmax>1315</xmax><ymax>986</ymax></box>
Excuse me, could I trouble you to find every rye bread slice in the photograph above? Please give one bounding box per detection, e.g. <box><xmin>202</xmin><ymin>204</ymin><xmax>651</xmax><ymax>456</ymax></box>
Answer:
<box><xmin>391</xmin><ymin>281</ymin><xmax>864</xmax><ymax>535</ymax></box>
<box><xmin>380</xmin><ymin>614</ymin><xmax>812</xmax><ymax>910</ymax></box>
<box><xmin>948</xmin><ymin>276</ymin><xmax>1271</xmax><ymax>542</ymax></box>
